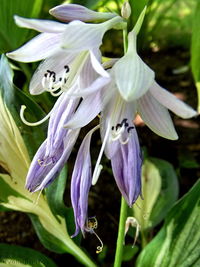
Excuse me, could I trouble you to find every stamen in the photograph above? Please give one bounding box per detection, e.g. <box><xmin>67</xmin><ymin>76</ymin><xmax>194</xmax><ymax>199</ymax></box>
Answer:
<box><xmin>92</xmin><ymin>124</ymin><xmax>110</xmax><ymax>185</ymax></box>
<box><xmin>87</xmin><ymin>217</ymin><xmax>103</xmax><ymax>254</ymax></box>
<box><xmin>20</xmin><ymin>105</ymin><xmax>52</xmax><ymax>126</ymax></box>
<box><xmin>124</xmin><ymin>217</ymin><xmax>140</xmax><ymax>247</ymax></box>
<box><xmin>42</xmin><ymin>66</ymin><xmax>70</xmax><ymax>96</ymax></box>
<box><xmin>34</xmin><ymin>189</ymin><xmax>43</xmax><ymax>205</ymax></box>
<box><xmin>120</xmin><ymin>136</ymin><xmax>130</xmax><ymax>145</ymax></box>
<box><xmin>37</xmin><ymin>159</ymin><xmax>53</xmax><ymax>167</ymax></box>
<box><xmin>127</xmin><ymin>126</ymin><xmax>134</xmax><ymax>133</ymax></box>
<box><xmin>93</xmin><ymin>231</ymin><xmax>104</xmax><ymax>254</ymax></box>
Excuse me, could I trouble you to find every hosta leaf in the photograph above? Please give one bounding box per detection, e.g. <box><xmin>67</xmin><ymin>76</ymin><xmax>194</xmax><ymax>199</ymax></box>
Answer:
<box><xmin>45</xmin><ymin>166</ymin><xmax>79</xmax><ymax>240</ymax></box>
<box><xmin>0</xmin><ymin>243</ymin><xmax>57</xmax><ymax>267</ymax></box>
<box><xmin>29</xmin><ymin>214</ymin><xmax>68</xmax><ymax>254</ymax></box>
<box><xmin>136</xmin><ymin>179</ymin><xmax>200</xmax><ymax>267</ymax></box>
<box><xmin>191</xmin><ymin>0</ymin><xmax>200</xmax><ymax>112</ymax></box>
<box><xmin>133</xmin><ymin>158</ymin><xmax>179</xmax><ymax>229</ymax></box>
<box><xmin>0</xmin><ymin>54</ymin><xmax>46</xmax><ymax>158</ymax></box>
<box><xmin>0</xmin><ymin>175</ymin><xmax>26</xmax><ymax>203</ymax></box>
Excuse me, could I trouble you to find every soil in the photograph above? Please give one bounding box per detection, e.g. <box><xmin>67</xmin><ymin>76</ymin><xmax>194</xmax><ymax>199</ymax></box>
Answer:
<box><xmin>0</xmin><ymin>48</ymin><xmax>199</xmax><ymax>267</ymax></box>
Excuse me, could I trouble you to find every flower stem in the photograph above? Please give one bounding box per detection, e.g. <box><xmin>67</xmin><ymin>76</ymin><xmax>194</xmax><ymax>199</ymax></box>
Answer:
<box><xmin>114</xmin><ymin>197</ymin><xmax>128</xmax><ymax>267</ymax></box>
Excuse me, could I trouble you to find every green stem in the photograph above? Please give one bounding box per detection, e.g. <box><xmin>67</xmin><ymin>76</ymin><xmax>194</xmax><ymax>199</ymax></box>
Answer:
<box><xmin>114</xmin><ymin>197</ymin><xmax>128</xmax><ymax>267</ymax></box>
<box><xmin>141</xmin><ymin>230</ymin><xmax>148</xmax><ymax>249</ymax></box>
<box><xmin>123</xmin><ymin>27</ymin><xmax>128</xmax><ymax>53</ymax></box>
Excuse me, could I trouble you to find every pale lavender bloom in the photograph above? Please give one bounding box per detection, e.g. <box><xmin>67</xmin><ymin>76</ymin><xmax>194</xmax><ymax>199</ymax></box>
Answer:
<box><xmin>50</xmin><ymin>4</ymin><xmax>116</xmax><ymax>22</ymax></box>
<box><xmin>26</xmin><ymin>93</ymin><xmax>80</xmax><ymax>192</ymax></box>
<box><xmin>6</xmin><ymin>14</ymin><xmax>123</xmax><ymax>95</ymax></box>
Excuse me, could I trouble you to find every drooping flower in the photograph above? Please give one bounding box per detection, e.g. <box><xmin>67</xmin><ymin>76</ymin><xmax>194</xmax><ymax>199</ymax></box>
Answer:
<box><xmin>71</xmin><ymin>126</ymin><xmax>99</xmax><ymax>237</ymax></box>
<box><xmin>25</xmin><ymin>93</ymin><xmax>80</xmax><ymax>192</ymax></box>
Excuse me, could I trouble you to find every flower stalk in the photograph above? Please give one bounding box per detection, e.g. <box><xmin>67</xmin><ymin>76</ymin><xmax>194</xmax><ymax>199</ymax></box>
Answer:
<box><xmin>114</xmin><ymin>197</ymin><xmax>128</xmax><ymax>267</ymax></box>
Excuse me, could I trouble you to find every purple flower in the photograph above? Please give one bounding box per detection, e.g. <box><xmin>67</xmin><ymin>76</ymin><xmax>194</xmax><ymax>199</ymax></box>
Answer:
<box><xmin>25</xmin><ymin>94</ymin><xmax>80</xmax><ymax>192</ymax></box>
<box><xmin>71</xmin><ymin>126</ymin><xmax>98</xmax><ymax>237</ymax></box>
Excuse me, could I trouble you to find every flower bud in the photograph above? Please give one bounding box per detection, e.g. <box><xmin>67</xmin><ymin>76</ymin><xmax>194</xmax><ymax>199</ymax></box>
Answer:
<box><xmin>121</xmin><ymin>1</ymin><xmax>131</xmax><ymax>19</ymax></box>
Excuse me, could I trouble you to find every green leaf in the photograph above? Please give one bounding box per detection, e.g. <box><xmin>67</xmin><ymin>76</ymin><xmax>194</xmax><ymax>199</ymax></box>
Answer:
<box><xmin>133</xmin><ymin>158</ymin><xmax>179</xmax><ymax>229</ymax></box>
<box><xmin>29</xmin><ymin>214</ymin><xmax>68</xmax><ymax>254</ymax></box>
<box><xmin>122</xmin><ymin>245</ymin><xmax>139</xmax><ymax>262</ymax></box>
<box><xmin>45</xmin><ymin>166</ymin><xmax>79</xmax><ymax>239</ymax></box>
<box><xmin>0</xmin><ymin>176</ymin><xmax>28</xmax><ymax>203</ymax></box>
<box><xmin>136</xmin><ymin>179</ymin><xmax>200</xmax><ymax>267</ymax></box>
<box><xmin>191</xmin><ymin>0</ymin><xmax>200</xmax><ymax>112</ymax></box>
<box><xmin>148</xmin><ymin>158</ymin><xmax>179</xmax><ymax>228</ymax></box>
<box><xmin>0</xmin><ymin>243</ymin><xmax>57</xmax><ymax>267</ymax></box>
<box><xmin>46</xmin><ymin>166</ymin><xmax>68</xmax><ymax>218</ymax></box>
<box><xmin>0</xmin><ymin>54</ymin><xmax>46</xmax><ymax>158</ymax></box>
<box><xmin>0</xmin><ymin>0</ymin><xmax>43</xmax><ymax>53</ymax></box>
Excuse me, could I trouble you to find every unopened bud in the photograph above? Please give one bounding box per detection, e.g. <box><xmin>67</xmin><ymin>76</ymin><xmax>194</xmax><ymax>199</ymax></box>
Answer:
<box><xmin>121</xmin><ymin>1</ymin><xmax>131</xmax><ymax>19</ymax></box>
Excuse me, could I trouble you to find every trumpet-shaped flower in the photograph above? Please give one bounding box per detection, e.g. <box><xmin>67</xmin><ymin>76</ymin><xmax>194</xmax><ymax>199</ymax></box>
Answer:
<box><xmin>71</xmin><ymin>126</ymin><xmax>99</xmax><ymax>237</ymax></box>
<box><xmin>25</xmin><ymin>93</ymin><xmax>80</xmax><ymax>192</ymax></box>
<box><xmin>6</xmin><ymin>14</ymin><xmax>123</xmax><ymax>96</ymax></box>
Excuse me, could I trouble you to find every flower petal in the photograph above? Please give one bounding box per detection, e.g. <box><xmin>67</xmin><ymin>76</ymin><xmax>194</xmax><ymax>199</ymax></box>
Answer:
<box><xmin>113</xmin><ymin>31</ymin><xmax>155</xmax><ymax>101</ymax></box>
<box><xmin>101</xmin><ymin>89</ymin><xmax>137</xmax><ymax>159</ymax></box>
<box><xmin>29</xmin><ymin>51</ymin><xmax>76</xmax><ymax>94</ymax></box>
<box><xmin>71</xmin><ymin>125</ymin><xmax>99</xmax><ymax>237</ymax></box>
<box><xmin>150</xmin><ymin>82</ymin><xmax>198</xmax><ymax>119</ymax></box>
<box><xmin>111</xmin><ymin>127</ymin><xmax>142</xmax><ymax>206</ymax></box>
<box><xmin>61</xmin><ymin>16</ymin><xmax>123</xmax><ymax>52</ymax></box>
<box><xmin>14</xmin><ymin>15</ymin><xmax>67</xmax><ymax>33</ymax></box>
<box><xmin>26</xmin><ymin>128</ymin><xmax>80</xmax><ymax>192</ymax></box>
<box><xmin>65</xmin><ymin>77</ymin><xmax>111</xmax><ymax>128</ymax></box>
<box><xmin>50</xmin><ymin>4</ymin><xmax>116</xmax><ymax>22</ymax></box>
<box><xmin>7</xmin><ymin>33</ymin><xmax>61</xmax><ymax>62</ymax></box>
<box><xmin>137</xmin><ymin>91</ymin><xmax>178</xmax><ymax>140</ymax></box>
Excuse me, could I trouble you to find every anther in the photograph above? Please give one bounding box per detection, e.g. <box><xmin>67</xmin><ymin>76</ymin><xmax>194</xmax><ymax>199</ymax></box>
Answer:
<box><xmin>127</xmin><ymin>126</ymin><xmax>134</xmax><ymax>133</ymax></box>
<box><xmin>64</xmin><ymin>65</ymin><xmax>70</xmax><ymax>72</ymax></box>
<box><xmin>121</xmin><ymin>118</ymin><xmax>129</xmax><ymax>128</ymax></box>
<box><xmin>86</xmin><ymin>217</ymin><xmax>103</xmax><ymax>254</ymax></box>
<box><xmin>116</xmin><ymin>123</ymin><xmax>122</xmax><ymax>130</ymax></box>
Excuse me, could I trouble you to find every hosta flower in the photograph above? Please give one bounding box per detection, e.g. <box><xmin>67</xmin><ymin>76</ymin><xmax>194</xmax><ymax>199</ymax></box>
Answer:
<box><xmin>25</xmin><ymin>93</ymin><xmax>80</xmax><ymax>192</ymax></box>
<box><xmin>6</xmin><ymin>13</ymin><xmax>123</xmax><ymax>96</ymax></box>
<box><xmin>49</xmin><ymin>3</ymin><xmax>116</xmax><ymax>22</ymax></box>
<box><xmin>71</xmin><ymin>126</ymin><xmax>98</xmax><ymax>237</ymax></box>
<box><xmin>67</xmin><ymin>82</ymin><xmax>143</xmax><ymax>211</ymax></box>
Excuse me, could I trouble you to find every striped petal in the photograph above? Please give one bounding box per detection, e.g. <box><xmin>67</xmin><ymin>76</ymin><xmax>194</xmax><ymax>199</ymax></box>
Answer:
<box><xmin>65</xmin><ymin>77</ymin><xmax>111</xmax><ymax>129</ymax></box>
<box><xmin>137</xmin><ymin>91</ymin><xmax>178</xmax><ymax>140</ymax></box>
<box><xmin>50</xmin><ymin>4</ymin><xmax>116</xmax><ymax>22</ymax></box>
<box><xmin>7</xmin><ymin>33</ymin><xmax>61</xmax><ymax>62</ymax></box>
<box><xmin>150</xmin><ymin>82</ymin><xmax>198</xmax><ymax>119</ymax></box>
<box><xmin>29</xmin><ymin>51</ymin><xmax>75</xmax><ymax>94</ymax></box>
<box><xmin>61</xmin><ymin>16</ymin><xmax>123</xmax><ymax>52</ymax></box>
<box><xmin>14</xmin><ymin>15</ymin><xmax>67</xmax><ymax>33</ymax></box>
<box><xmin>113</xmin><ymin>31</ymin><xmax>155</xmax><ymax>102</ymax></box>
<box><xmin>111</xmin><ymin>127</ymin><xmax>142</xmax><ymax>206</ymax></box>
<box><xmin>71</xmin><ymin>125</ymin><xmax>98</xmax><ymax>237</ymax></box>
